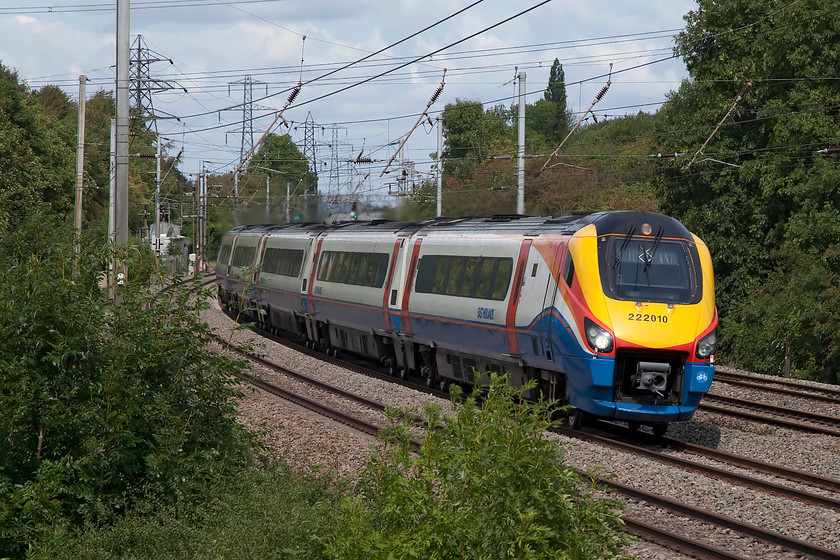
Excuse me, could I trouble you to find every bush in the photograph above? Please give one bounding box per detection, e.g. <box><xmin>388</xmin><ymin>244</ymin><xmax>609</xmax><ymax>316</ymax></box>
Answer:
<box><xmin>0</xmin><ymin>218</ymin><xmax>257</xmax><ymax>558</ymax></box>
<box><xmin>29</xmin><ymin>464</ymin><xmax>333</xmax><ymax>560</ymax></box>
<box><xmin>320</xmin><ymin>375</ymin><xmax>631</xmax><ymax>560</ymax></box>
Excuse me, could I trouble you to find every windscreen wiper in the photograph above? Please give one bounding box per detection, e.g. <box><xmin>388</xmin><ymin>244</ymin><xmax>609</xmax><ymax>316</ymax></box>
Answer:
<box><xmin>612</xmin><ymin>225</ymin><xmax>636</xmax><ymax>268</ymax></box>
<box><xmin>642</xmin><ymin>227</ymin><xmax>664</xmax><ymax>271</ymax></box>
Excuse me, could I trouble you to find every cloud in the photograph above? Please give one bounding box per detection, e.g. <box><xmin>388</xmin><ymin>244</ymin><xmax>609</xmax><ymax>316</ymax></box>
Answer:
<box><xmin>3</xmin><ymin>0</ymin><xmax>695</xmax><ymax>188</ymax></box>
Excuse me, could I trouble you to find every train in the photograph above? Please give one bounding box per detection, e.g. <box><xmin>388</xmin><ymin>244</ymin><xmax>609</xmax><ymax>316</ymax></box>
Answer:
<box><xmin>215</xmin><ymin>211</ymin><xmax>718</xmax><ymax>435</ymax></box>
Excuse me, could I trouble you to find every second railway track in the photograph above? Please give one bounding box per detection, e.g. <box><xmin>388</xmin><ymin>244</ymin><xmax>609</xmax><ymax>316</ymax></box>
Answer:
<box><xmin>206</xmin><ymin>300</ymin><xmax>840</xmax><ymax>560</ymax></box>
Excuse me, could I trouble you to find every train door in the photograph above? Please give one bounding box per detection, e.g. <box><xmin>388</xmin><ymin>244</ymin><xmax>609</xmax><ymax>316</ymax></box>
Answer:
<box><xmin>506</xmin><ymin>239</ymin><xmax>533</xmax><ymax>356</ymax></box>
<box><xmin>381</xmin><ymin>236</ymin><xmax>408</xmax><ymax>332</ymax></box>
<box><xmin>254</xmin><ymin>234</ymin><xmax>268</xmax><ymax>304</ymax></box>
<box><xmin>301</xmin><ymin>236</ymin><xmax>324</xmax><ymax>343</ymax></box>
<box><xmin>540</xmin><ymin>241</ymin><xmax>566</xmax><ymax>361</ymax></box>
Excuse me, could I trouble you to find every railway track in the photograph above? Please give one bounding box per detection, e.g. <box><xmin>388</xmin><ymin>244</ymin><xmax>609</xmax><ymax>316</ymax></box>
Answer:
<box><xmin>714</xmin><ymin>369</ymin><xmax>840</xmax><ymax>404</ymax></box>
<box><xmin>210</xmin><ymin>310</ymin><xmax>840</xmax><ymax>560</ymax></box>
<box><xmin>699</xmin><ymin>393</ymin><xmax>840</xmax><ymax>436</ymax></box>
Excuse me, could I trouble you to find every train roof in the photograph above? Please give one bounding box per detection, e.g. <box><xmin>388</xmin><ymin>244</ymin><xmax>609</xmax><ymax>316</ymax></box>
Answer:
<box><xmin>225</xmin><ymin>212</ymin><xmax>694</xmax><ymax>241</ymax></box>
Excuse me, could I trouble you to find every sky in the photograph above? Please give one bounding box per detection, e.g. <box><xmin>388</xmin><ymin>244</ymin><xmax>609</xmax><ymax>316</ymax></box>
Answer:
<box><xmin>0</xmin><ymin>0</ymin><xmax>698</xmax><ymax>207</ymax></box>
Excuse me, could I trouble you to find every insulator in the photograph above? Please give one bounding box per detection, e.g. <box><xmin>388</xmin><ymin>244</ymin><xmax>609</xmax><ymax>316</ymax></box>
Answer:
<box><xmin>594</xmin><ymin>83</ymin><xmax>610</xmax><ymax>102</ymax></box>
<box><xmin>356</xmin><ymin>157</ymin><xmax>372</xmax><ymax>163</ymax></box>
<box><xmin>430</xmin><ymin>86</ymin><xmax>443</xmax><ymax>104</ymax></box>
<box><xmin>287</xmin><ymin>87</ymin><xmax>300</xmax><ymax>104</ymax></box>
<box><xmin>738</xmin><ymin>82</ymin><xmax>752</xmax><ymax>98</ymax></box>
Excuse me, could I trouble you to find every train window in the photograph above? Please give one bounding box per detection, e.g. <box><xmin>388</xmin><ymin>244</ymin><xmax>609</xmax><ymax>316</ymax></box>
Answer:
<box><xmin>415</xmin><ymin>255</ymin><xmax>512</xmax><ymax>301</ymax></box>
<box><xmin>492</xmin><ymin>258</ymin><xmax>513</xmax><ymax>300</ymax></box>
<box><xmin>599</xmin><ymin>236</ymin><xmax>701</xmax><ymax>304</ymax></box>
<box><xmin>340</xmin><ymin>253</ymin><xmax>354</xmax><ymax>283</ymax></box>
<box><xmin>563</xmin><ymin>251</ymin><xmax>575</xmax><ymax>287</ymax></box>
<box><xmin>347</xmin><ymin>253</ymin><xmax>363</xmax><ymax>285</ymax></box>
<box><xmin>316</xmin><ymin>250</ymin><xmax>390</xmax><ymax>288</ymax></box>
<box><xmin>316</xmin><ymin>252</ymin><xmax>329</xmax><ymax>281</ymax></box>
<box><xmin>415</xmin><ymin>255</ymin><xmax>436</xmax><ymax>293</ymax></box>
<box><xmin>217</xmin><ymin>241</ymin><xmax>233</xmax><ymax>268</ymax></box>
<box><xmin>231</xmin><ymin>245</ymin><xmax>256</xmax><ymax>269</ymax></box>
<box><xmin>357</xmin><ymin>253</ymin><xmax>376</xmax><ymax>286</ymax></box>
<box><xmin>432</xmin><ymin>256</ymin><xmax>449</xmax><ymax>293</ymax></box>
<box><xmin>531</xmin><ymin>263</ymin><xmax>539</xmax><ymax>277</ymax></box>
<box><xmin>335</xmin><ymin>252</ymin><xmax>350</xmax><ymax>283</ymax></box>
<box><xmin>263</xmin><ymin>248</ymin><xmax>304</xmax><ymax>277</ymax></box>
<box><xmin>476</xmin><ymin>259</ymin><xmax>494</xmax><ymax>298</ymax></box>
<box><xmin>445</xmin><ymin>257</ymin><xmax>465</xmax><ymax>295</ymax></box>
<box><xmin>373</xmin><ymin>253</ymin><xmax>389</xmax><ymax>287</ymax></box>
<box><xmin>460</xmin><ymin>257</ymin><xmax>479</xmax><ymax>297</ymax></box>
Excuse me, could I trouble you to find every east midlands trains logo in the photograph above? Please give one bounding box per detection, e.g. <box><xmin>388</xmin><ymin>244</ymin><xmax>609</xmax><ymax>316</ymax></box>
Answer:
<box><xmin>477</xmin><ymin>307</ymin><xmax>497</xmax><ymax>320</ymax></box>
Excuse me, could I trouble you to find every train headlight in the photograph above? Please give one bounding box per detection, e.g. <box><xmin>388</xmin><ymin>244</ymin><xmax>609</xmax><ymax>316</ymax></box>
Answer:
<box><xmin>695</xmin><ymin>328</ymin><xmax>718</xmax><ymax>360</ymax></box>
<box><xmin>584</xmin><ymin>318</ymin><xmax>613</xmax><ymax>354</ymax></box>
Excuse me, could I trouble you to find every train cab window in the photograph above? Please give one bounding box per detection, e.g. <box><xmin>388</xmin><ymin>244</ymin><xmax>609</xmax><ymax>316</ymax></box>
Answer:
<box><xmin>598</xmin><ymin>235</ymin><xmax>701</xmax><ymax>304</ymax></box>
<box><xmin>563</xmin><ymin>251</ymin><xmax>575</xmax><ymax>287</ymax></box>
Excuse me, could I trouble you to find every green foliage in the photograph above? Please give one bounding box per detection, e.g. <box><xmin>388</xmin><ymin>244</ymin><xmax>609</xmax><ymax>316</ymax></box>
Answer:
<box><xmin>441</xmin><ymin>99</ymin><xmax>512</xmax><ymax>180</ymax></box>
<box><xmin>0</xmin><ymin>217</ymin><xmax>257</xmax><ymax>558</ymax></box>
<box><xmin>248</xmin><ymin>132</ymin><xmax>316</xmax><ymax>193</ymax></box>
<box><xmin>526</xmin><ymin>98</ymin><xmax>562</xmax><ymax>149</ymax></box>
<box><xmin>527</xmin><ymin>113</ymin><xmax>662</xmax><ymax>216</ymax></box>
<box><xmin>320</xmin><ymin>375</ymin><xmax>630</xmax><ymax>560</ymax></box>
<box><xmin>388</xmin><ymin>180</ymin><xmax>437</xmax><ymax>220</ymax></box>
<box><xmin>728</xmin><ymin>251</ymin><xmax>840</xmax><ymax>384</ymax></box>
<box><xmin>0</xmin><ymin>63</ymin><xmax>75</xmax><ymax>234</ymax></box>
<box><xmin>544</xmin><ymin>58</ymin><xmax>570</xmax><ymax>139</ymax></box>
<box><xmin>29</xmin><ymin>464</ymin><xmax>333</xmax><ymax>560</ymax></box>
<box><xmin>654</xmin><ymin>0</ymin><xmax>840</xmax><ymax>378</ymax></box>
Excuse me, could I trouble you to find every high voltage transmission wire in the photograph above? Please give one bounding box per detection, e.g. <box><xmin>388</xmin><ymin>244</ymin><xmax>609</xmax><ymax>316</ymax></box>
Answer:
<box><xmin>158</xmin><ymin>70</ymin><xmax>840</xmax><ymax>179</ymax></box>
<box><xmin>144</xmin><ymin>30</ymin><xmax>679</xmax><ymax>83</ymax></box>
<box><xmin>172</xmin><ymin>0</ymin><xmax>554</xmax><ymax>134</ymax></box>
<box><xmin>149</xmin><ymin>0</ymin><xmax>490</xmax><ymax>121</ymax></box>
<box><xmin>0</xmin><ymin>0</ymin><xmax>283</xmax><ymax>13</ymax></box>
<box><xmin>35</xmin><ymin>44</ymin><xmax>677</xmax><ymax>94</ymax></box>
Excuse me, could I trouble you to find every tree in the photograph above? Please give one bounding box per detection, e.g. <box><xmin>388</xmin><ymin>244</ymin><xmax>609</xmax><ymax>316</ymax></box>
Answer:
<box><xmin>248</xmin><ymin>133</ymin><xmax>315</xmax><ymax>193</ymax></box>
<box><xmin>526</xmin><ymin>98</ymin><xmax>560</xmax><ymax>148</ymax></box>
<box><xmin>441</xmin><ymin>100</ymin><xmax>511</xmax><ymax>180</ymax></box>
<box><xmin>654</xmin><ymin>0</ymin><xmax>840</xmax><ymax>380</ymax></box>
<box><xmin>544</xmin><ymin>59</ymin><xmax>570</xmax><ymax>140</ymax></box>
<box><xmin>0</xmin><ymin>63</ymin><xmax>74</xmax><ymax>234</ymax></box>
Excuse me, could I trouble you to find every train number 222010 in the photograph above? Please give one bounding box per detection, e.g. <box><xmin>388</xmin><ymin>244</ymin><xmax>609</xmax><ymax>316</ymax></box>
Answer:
<box><xmin>628</xmin><ymin>312</ymin><xmax>669</xmax><ymax>323</ymax></box>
